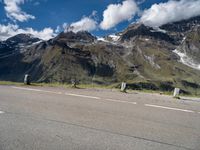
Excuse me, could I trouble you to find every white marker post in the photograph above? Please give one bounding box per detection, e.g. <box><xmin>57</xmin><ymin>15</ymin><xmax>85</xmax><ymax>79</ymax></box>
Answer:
<box><xmin>24</xmin><ymin>74</ymin><xmax>31</xmax><ymax>85</ymax></box>
<box><xmin>173</xmin><ymin>88</ymin><xmax>180</xmax><ymax>99</ymax></box>
<box><xmin>121</xmin><ymin>82</ymin><xmax>127</xmax><ymax>92</ymax></box>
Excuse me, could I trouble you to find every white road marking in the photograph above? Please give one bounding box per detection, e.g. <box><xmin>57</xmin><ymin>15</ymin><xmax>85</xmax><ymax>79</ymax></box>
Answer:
<box><xmin>64</xmin><ymin>93</ymin><xmax>137</xmax><ymax>104</ymax></box>
<box><xmin>65</xmin><ymin>93</ymin><xmax>100</xmax><ymax>99</ymax></box>
<box><xmin>145</xmin><ymin>104</ymin><xmax>194</xmax><ymax>113</ymax></box>
<box><xmin>12</xmin><ymin>86</ymin><xmax>62</xmax><ymax>95</ymax></box>
<box><xmin>12</xmin><ymin>86</ymin><xmax>42</xmax><ymax>92</ymax></box>
<box><xmin>0</xmin><ymin>111</ymin><xmax>5</xmax><ymax>114</ymax></box>
<box><xmin>10</xmin><ymin>86</ymin><xmax>197</xmax><ymax>111</ymax></box>
<box><xmin>12</xmin><ymin>86</ymin><xmax>136</xmax><ymax>104</ymax></box>
<box><xmin>105</xmin><ymin>99</ymin><xmax>137</xmax><ymax>105</ymax></box>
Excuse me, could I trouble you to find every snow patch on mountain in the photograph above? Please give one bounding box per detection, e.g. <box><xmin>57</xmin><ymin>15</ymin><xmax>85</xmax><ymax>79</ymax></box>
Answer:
<box><xmin>144</xmin><ymin>55</ymin><xmax>161</xmax><ymax>69</ymax></box>
<box><xmin>108</xmin><ymin>35</ymin><xmax>120</xmax><ymax>42</ymax></box>
<box><xmin>173</xmin><ymin>49</ymin><xmax>200</xmax><ymax>70</ymax></box>
<box><xmin>150</xmin><ymin>28</ymin><xmax>167</xmax><ymax>33</ymax></box>
<box><xmin>97</xmin><ymin>37</ymin><xmax>109</xmax><ymax>42</ymax></box>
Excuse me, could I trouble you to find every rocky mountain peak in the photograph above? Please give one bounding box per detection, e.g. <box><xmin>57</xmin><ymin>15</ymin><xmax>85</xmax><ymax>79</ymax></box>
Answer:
<box><xmin>6</xmin><ymin>34</ymin><xmax>41</xmax><ymax>45</ymax></box>
<box><xmin>161</xmin><ymin>16</ymin><xmax>200</xmax><ymax>33</ymax></box>
<box><xmin>54</xmin><ymin>31</ymin><xmax>96</xmax><ymax>43</ymax></box>
<box><xmin>120</xmin><ymin>23</ymin><xmax>175</xmax><ymax>44</ymax></box>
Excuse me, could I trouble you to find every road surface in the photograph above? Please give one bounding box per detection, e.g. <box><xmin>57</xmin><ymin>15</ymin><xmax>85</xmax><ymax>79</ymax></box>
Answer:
<box><xmin>0</xmin><ymin>85</ymin><xmax>200</xmax><ymax>150</ymax></box>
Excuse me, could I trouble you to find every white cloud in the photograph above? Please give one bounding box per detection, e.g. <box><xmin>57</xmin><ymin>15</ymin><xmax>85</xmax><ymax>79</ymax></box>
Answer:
<box><xmin>137</xmin><ymin>0</ymin><xmax>146</xmax><ymax>5</ymax></box>
<box><xmin>100</xmin><ymin>0</ymin><xmax>139</xmax><ymax>30</ymax></box>
<box><xmin>55</xmin><ymin>25</ymin><xmax>61</xmax><ymax>34</ymax></box>
<box><xmin>4</xmin><ymin>0</ymin><xmax>35</xmax><ymax>22</ymax></box>
<box><xmin>140</xmin><ymin>0</ymin><xmax>200</xmax><ymax>27</ymax></box>
<box><xmin>20</xmin><ymin>27</ymin><xmax>56</xmax><ymax>40</ymax></box>
<box><xmin>62</xmin><ymin>23</ymin><xmax>69</xmax><ymax>32</ymax></box>
<box><xmin>0</xmin><ymin>24</ymin><xmax>18</xmax><ymax>40</ymax></box>
<box><xmin>64</xmin><ymin>17</ymin><xmax>97</xmax><ymax>33</ymax></box>
<box><xmin>0</xmin><ymin>24</ymin><xmax>56</xmax><ymax>40</ymax></box>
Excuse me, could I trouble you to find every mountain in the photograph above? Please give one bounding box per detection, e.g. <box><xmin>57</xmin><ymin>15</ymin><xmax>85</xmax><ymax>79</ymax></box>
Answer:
<box><xmin>0</xmin><ymin>34</ymin><xmax>41</xmax><ymax>81</ymax></box>
<box><xmin>6</xmin><ymin>34</ymin><xmax>41</xmax><ymax>44</ymax></box>
<box><xmin>54</xmin><ymin>31</ymin><xmax>97</xmax><ymax>43</ymax></box>
<box><xmin>159</xmin><ymin>16</ymin><xmax>200</xmax><ymax>70</ymax></box>
<box><xmin>0</xmin><ymin>34</ymin><xmax>41</xmax><ymax>54</ymax></box>
<box><xmin>119</xmin><ymin>24</ymin><xmax>175</xmax><ymax>44</ymax></box>
<box><xmin>1</xmin><ymin>17</ymin><xmax>200</xmax><ymax>94</ymax></box>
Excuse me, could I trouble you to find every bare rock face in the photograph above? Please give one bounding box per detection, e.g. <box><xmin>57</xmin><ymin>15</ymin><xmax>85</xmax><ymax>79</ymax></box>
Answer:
<box><xmin>120</xmin><ymin>24</ymin><xmax>175</xmax><ymax>44</ymax></box>
<box><xmin>178</xmin><ymin>26</ymin><xmax>200</xmax><ymax>63</ymax></box>
<box><xmin>161</xmin><ymin>16</ymin><xmax>200</xmax><ymax>33</ymax></box>
<box><xmin>54</xmin><ymin>31</ymin><xmax>96</xmax><ymax>43</ymax></box>
<box><xmin>0</xmin><ymin>16</ymin><xmax>200</xmax><ymax>94</ymax></box>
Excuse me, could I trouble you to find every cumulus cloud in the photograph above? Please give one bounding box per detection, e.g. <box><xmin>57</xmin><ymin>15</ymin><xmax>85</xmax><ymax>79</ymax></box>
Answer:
<box><xmin>4</xmin><ymin>0</ymin><xmax>35</xmax><ymax>22</ymax></box>
<box><xmin>0</xmin><ymin>24</ymin><xmax>55</xmax><ymax>40</ymax></box>
<box><xmin>21</xmin><ymin>27</ymin><xmax>56</xmax><ymax>40</ymax></box>
<box><xmin>140</xmin><ymin>0</ymin><xmax>200</xmax><ymax>27</ymax></box>
<box><xmin>63</xmin><ymin>17</ymin><xmax>97</xmax><ymax>33</ymax></box>
<box><xmin>100</xmin><ymin>0</ymin><xmax>139</xmax><ymax>30</ymax></box>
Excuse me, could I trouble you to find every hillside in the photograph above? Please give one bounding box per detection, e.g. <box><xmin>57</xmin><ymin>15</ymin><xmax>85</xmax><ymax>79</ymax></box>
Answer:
<box><xmin>0</xmin><ymin>16</ymin><xmax>200</xmax><ymax>94</ymax></box>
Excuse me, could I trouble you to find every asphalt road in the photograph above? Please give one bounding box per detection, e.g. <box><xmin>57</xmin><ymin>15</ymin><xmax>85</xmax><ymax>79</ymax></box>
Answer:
<box><xmin>0</xmin><ymin>85</ymin><xmax>200</xmax><ymax>150</ymax></box>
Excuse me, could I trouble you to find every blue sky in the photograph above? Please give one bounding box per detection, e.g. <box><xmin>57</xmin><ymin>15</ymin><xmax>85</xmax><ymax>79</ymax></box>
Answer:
<box><xmin>0</xmin><ymin>0</ymin><xmax>200</xmax><ymax>40</ymax></box>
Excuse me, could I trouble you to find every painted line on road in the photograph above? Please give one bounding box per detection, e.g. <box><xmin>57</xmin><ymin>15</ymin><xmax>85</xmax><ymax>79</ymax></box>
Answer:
<box><xmin>12</xmin><ymin>86</ymin><xmax>42</xmax><ymax>92</ymax></box>
<box><xmin>11</xmin><ymin>86</ymin><xmax>196</xmax><ymax>111</ymax></box>
<box><xmin>65</xmin><ymin>93</ymin><xmax>101</xmax><ymax>99</ymax></box>
<box><xmin>64</xmin><ymin>93</ymin><xmax>137</xmax><ymax>105</ymax></box>
<box><xmin>12</xmin><ymin>86</ymin><xmax>62</xmax><ymax>95</ymax></box>
<box><xmin>145</xmin><ymin>104</ymin><xmax>194</xmax><ymax>113</ymax></box>
<box><xmin>0</xmin><ymin>111</ymin><xmax>5</xmax><ymax>114</ymax></box>
<box><xmin>11</xmin><ymin>86</ymin><xmax>136</xmax><ymax>104</ymax></box>
<box><xmin>105</xmin><ymin>99</ymin><xmax>137</xmax><ymax>105</ymax></box>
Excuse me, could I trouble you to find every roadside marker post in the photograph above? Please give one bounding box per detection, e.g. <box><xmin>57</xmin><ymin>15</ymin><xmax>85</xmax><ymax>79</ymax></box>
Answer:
<box><xmin>173</xmin><ymin>88</ymin><xmax>180</xmax><ymax>99</ymax></box>
<box><xmin>121</xmin><ymin>82</ymin><xmax>127</xmax><ymax>92</ymax></box>
<box><xmin>24</xmin><ymin>74</ymin><xmax>31</xmax><ymax>85</ymax></box>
